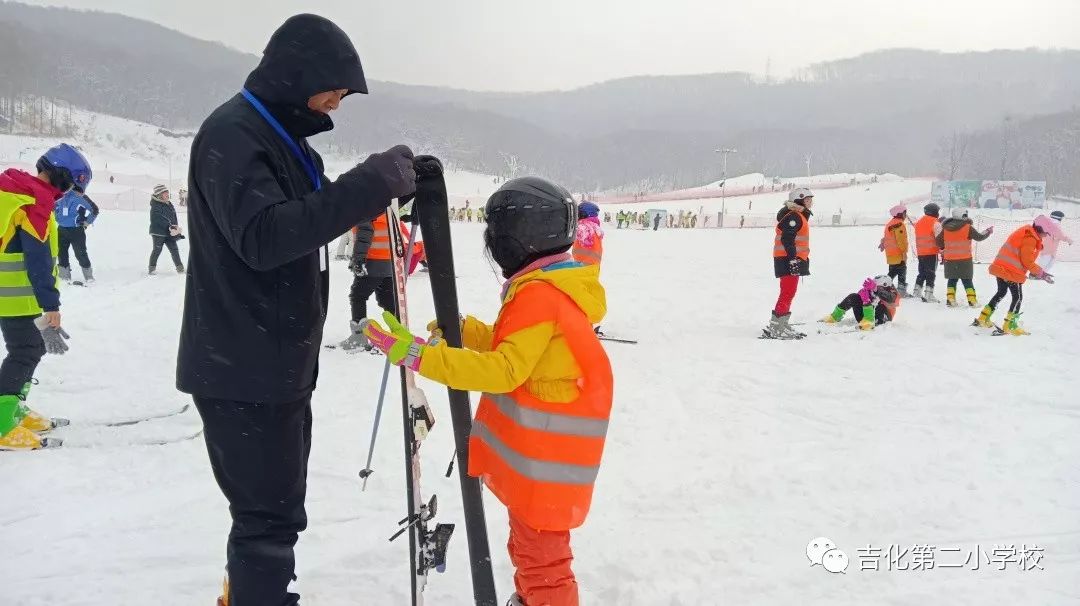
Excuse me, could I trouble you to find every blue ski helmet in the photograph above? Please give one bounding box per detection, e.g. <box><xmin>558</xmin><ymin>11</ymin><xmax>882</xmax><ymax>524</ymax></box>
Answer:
<box><xmin>36</xmin><ymin>144</ymin><xmax>92</xmax><ymax>193</ymax></box>
<box><xmin>578</xmin><ymin>201</ymin><xmax>600</xmax><ymax>219</ymax></box>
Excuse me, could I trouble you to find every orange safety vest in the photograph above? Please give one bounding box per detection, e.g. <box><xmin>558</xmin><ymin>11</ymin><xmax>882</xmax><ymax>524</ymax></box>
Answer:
<box><xmin>883</xmin><ymin>217</ymin><xmax>905</xmax><ymax>261</ymax></box>
<box><xmin>773</xmin><ymin>210</ymin><xmax>809</xmax><ymax>259</ymax></box>
<box><xmin>914</xmin><ymin>215</ymin><xmax>940</xmax><ymax>256</ymax></box>
<box><xmin>942</xmin><ymin>224</ymin><xmax>973</xmax><ymax>261</ymax></box>
<box><xmin>354</xmin><ymin>215</ymin><xmax>422</xmax><ymax>262</ymax></box>
<box><xmin>468</xmin><ymin>284</ymin><xmax>613</xmax><ymax>531</ymax></box>
<box><xmin>572</xmin><ymin>237</ymin><xmax>603</xmax><ymax>266</ymax></box>
<box><xmin>989</xmin><ymin>225</ymin><xmax>1043</xmax><ymax>284</ymax></box>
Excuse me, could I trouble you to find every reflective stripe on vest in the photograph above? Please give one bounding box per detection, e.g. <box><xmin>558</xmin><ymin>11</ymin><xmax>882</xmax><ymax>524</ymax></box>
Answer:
<box><xmin>915</xmin><ymin>216</ymin><xmax>940</xmax><ymax>255</ymax></box>
<box><xmin>366</xmin><ymin>216</ymin><xmax>393</xmax><ymax>260</ymax></box>
<box><xmin>486</xmin><ymin>392</ymin><xmax>609</xmax><ymax>437</ymax></box>
<box><xmin>572</xmin><ymin>243</ymin><xmax>602</xmax><ymax>265</ymax></box>
<box><xmin>773</xmin><ymin>211</ymin><xmax>809</xmax><ymax>259</ymax></box>
<box><xmin>942</xmin><ymin>224</ymin><xmax>972</xmax><ymax>261</ymax></box>
<box><xmin>993</xmin><ymin>243</ymin><xmax>1026</xmax><ymax>272</ymax></box>
<box><xmin>472</xmin><ymin>419</ymin><xmax>600</xmax><ymax>485</ymax></box>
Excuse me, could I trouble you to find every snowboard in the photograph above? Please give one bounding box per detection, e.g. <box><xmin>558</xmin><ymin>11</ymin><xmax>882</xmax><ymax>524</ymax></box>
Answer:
<box><xmin>414</xmin><ymin>156</ymin><xmax>499</xmax><ymax>606</ymax></box>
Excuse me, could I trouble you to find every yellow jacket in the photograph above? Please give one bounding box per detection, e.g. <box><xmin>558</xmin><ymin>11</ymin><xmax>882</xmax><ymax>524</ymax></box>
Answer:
<box><xmin>418</xmin><ymin>258</ymin><xmax>606</xmax><ymax>403</ymax></box>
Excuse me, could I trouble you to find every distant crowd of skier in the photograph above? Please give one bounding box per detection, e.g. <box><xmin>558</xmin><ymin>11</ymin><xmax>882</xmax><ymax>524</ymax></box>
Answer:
<box><xmin>762</xmin><ymin>188</ymin><xmax>1071</xmax><ymax>339</ymax></box>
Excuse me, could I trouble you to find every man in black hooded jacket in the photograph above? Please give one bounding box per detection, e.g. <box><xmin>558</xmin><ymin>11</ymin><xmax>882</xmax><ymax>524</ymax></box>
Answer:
<box><xmin>177</xmin><ymin>14</ymin><xmax>416</xmax><ymax>606</ymax></box>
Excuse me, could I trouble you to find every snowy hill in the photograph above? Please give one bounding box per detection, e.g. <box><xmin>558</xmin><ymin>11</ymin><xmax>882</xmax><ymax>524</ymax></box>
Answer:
<box><xmin>0</xmin><ymin>105</ymin><xmax>500</xmax><ymax>209</ymax></box>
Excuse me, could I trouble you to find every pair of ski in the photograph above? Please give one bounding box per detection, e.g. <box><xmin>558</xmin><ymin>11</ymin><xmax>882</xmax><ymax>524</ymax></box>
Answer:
<box><xmin>35</xmin><ymin>404</ymin><xmax>200</xmax><ymax>449</ymax></box>
<box><xmin>358</xmin><ymin>157</ymin><xmax>498</xmax><ymax>606</ymax></box>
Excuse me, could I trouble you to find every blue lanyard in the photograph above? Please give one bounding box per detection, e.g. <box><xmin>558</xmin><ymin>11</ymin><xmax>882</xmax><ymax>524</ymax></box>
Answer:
<box><xmin>241</xmin><ymin>88</ymin><xmax>322</xmax><ymax>192</ymax></box>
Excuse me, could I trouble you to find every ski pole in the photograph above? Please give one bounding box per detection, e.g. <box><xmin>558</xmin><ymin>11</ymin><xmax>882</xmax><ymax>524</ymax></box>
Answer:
<box><xmin>358</xmin><ymin>203</ymin><xmax>421</xmax><ymax>490</ymax></box>
<box><xmin>359</xmin><ymin>357</ymin><xmax>392</xmax><ymax>490</ymax></box>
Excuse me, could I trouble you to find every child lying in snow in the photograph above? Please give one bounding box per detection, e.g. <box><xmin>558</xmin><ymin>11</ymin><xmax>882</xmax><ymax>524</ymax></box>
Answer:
<box><xmin>821</xmin><ymin>275</ymin><xmax>901</xmax><ymax>331</ymax></box>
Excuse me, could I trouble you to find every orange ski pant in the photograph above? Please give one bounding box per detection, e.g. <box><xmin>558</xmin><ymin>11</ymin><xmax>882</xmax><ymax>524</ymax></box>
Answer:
<box><xmin>508</xmin><ymin>513</ymin><xmax>579</xmax><ymax>606</ymax></box>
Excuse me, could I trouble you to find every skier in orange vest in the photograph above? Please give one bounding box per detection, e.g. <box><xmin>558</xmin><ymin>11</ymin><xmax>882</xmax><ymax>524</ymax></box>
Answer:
<box><xmin>973</xmin><ymin>215</ymin><xmax>1058</xmax><ymax>335</ymax></box>
<box><xmin>879</xmin><ymin>204</ymin><xmax>911</xmax><ymax>296</ymax></box>
<box><xmin>936</xmin><ymin>207</ymin><xmax>993</xmax><ymax>307</ymax></box>
<box><xmin>362</xmin><ymin>177</ymin><xmax>612</xmax><ymax>606</ymax></box>
<box><xmin>764</xmin><ymin>187</ymin><xmax>813</xmax><ymax>339</ymax></box>
<box><xmin>573</xmin><ymin>201</ymin><xmax>603</xmax><ymax>268</ymax></box>
<box><xmin>338</xmin><ymin>214</ymin><xmax>423</xmax><ymax>351</ymax></box>
<box><xmin>912</xmin><ymin>202</ymin><xmax>944</xmax><ymax>302</ymax></box>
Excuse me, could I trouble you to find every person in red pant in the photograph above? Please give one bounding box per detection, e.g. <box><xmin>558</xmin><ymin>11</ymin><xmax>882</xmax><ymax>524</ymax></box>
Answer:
<box><xmin>764</xmin><ymin>187</ymin><xmax>813</xmax><ymax>339</ymax></box>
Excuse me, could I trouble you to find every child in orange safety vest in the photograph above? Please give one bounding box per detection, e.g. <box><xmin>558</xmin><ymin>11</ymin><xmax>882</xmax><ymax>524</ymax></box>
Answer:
<box><xmin>362</xmin><ymin>177</ymin><xmax>613</xmax><ymax>606</ymax></box>
<box><xmin>879</xmin><ymin>204</ymin><xmax>911</xmax><ymax>296</ymax></box>
<box><xmin>912</xmin><ymin>202</ymin><xmax>944</xmax><ymax>302</ymax></box>
<box><xmin>973</xmin><ymin>215</ymin><xmax>1058</xmax><ymax>335</ymax></box>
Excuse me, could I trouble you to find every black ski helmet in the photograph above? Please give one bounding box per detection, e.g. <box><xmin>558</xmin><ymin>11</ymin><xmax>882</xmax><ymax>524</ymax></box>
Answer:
<box><xmin>923</xmin><ymin>202</ymin><xmax>940</xmax><ymax>217</ymax></box>
<box><xmin>484</xmin><ymin>177</ymin><xmax>577</xmax><ymax>278</ymax></box>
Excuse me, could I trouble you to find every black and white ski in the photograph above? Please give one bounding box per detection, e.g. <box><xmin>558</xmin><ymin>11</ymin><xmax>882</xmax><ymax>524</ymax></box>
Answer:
<box><xmin>414</xmin><ymin>156</ymin><xmax>499</xmax><ymax>606</ymax></box>
<box><xmin>93</xmin><ymin>404</ymin><xmax>192</xmax><ymax>427</ymax></box>
<box><xmin>598</xmin><ymin>335</ymin><xmax>638</xmax><ymax>344</ymax></box>
<box><xmin>385</xmin><ymin>196</ymin><xmax>454</xmax><ymax>605</ymax></box>
<box><xmin>40</xmin><ymin>428</ymin><xmax>205</xmax><ymax>449</ymax></box>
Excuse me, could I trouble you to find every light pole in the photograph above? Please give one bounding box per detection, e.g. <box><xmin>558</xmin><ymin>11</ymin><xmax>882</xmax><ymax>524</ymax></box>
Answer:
<box><xmin>715</xmin><ymin>147</ymin><xmax>737</xmax><ymax>226</ymax></box>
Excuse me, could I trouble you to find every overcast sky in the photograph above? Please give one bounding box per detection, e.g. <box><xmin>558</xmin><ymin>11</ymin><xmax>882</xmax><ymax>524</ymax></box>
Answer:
<box><xmin>21</xmin><ymin>0</ymin><xmax>1080</xmax><ymax>91</ymax></box>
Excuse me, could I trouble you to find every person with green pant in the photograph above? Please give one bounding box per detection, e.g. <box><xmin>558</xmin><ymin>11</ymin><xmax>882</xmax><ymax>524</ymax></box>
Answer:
<box><xmin>0</xmin><ymin>143</ymin><xmax>89</xmax><ymax>451</ymax></box>
<box><xmin>820</xmin><ymin>275</ymin><xmax>901</xmax><ymax>331</ymax></box>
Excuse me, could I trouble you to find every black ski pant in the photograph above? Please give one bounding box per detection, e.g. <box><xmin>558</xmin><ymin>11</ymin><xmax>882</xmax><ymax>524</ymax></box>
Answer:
<box><xmin>888</xmin><ymin>262</ymin><xmax>908</xmax><ymax>288</ymax></box>
<box><xmin>0</xmin><ymin>316</ymin><xmax>45</xmax><ymax>396</ymax></box>
<box><xmin>915</xmin><ymin>255</ymin><xmax>938</xmax><ymax>288</ymax></box>
<box><xmin>988</xmin><ymin>277</ymin><xmax>1023</xmax><ymax>314</ymax></box>
<box><xmin>946</xmin><ymin>278</ymin><xmax>975</xmax><ymax>291</ymax></box>
<box><xmin>837</xmin><ymin>293</ymin><xmax>889</xmax><ymax>325</ymax></box>
<box><xmin>57</xmin><ymin>226</ymin><xmax>91</xmax><ymax>269</ymax></box>
<box><xmin>149</xmin><ymin>235</ymin><xmax>183</xmax><ymax>269</ymax></box>
<box><xmin>194</xmin><ymin>395</ymin><xmax>313</xmax><ymax>606</ymax></box>
<box><xmin>349</xmin><ymin>274</ymin><xmax>395</xmax><ymax>323</ymax></box>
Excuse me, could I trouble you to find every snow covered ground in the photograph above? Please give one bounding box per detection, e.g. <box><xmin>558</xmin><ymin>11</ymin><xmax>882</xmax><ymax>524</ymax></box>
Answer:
<box><xmin>2</xmin><ymin>207</ymin><xmax>1078</xmax><ymax>605</ymax></box>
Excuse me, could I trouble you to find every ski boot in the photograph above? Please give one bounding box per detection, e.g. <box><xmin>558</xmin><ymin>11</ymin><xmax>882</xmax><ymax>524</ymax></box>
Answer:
<box><xmin>339</xmin><ymin>321</ymin><xmax>373</xmax><ymax>352</ymax></box>
<box><xmin>176</xmin><ymin>263</ymin><xmax>186</xmax><ymax>274</ymax></box>
<box><xmin>966</xmin><ymin>287</ymin><xmax>978</xmax><ymax>308</ymax></box>
<box><xmin>763</xmin><ymin>311</ymin><xmax>805</xmax><ymax>339</ymax></box>
<box><xmin>820</xmin><ymin>306</ymin><xmax>844</xmax><ymax>324</ymax></box>
<box><xmin>0</xmin><ymin>395</ymin><xmax>56</xmax><ymax>451</ymax></box>
<box><xmin>946</xmin><ymin>286</ymin><xmax>957</xmax><ymax>307</ymax></box>
<box><xmin>911</xmin><ymin>284</ymin><xmax>924</xmax><ymax>301</ymax></box>
<box><xmin>58</xmin><ymin>266</ymin><xmax>72</xmax><ymax>282</ymax></box>
<box><xmin>81</xmin><ymin>266</ymin><xmax>95</xmax><ymax>283</ymax></box>
<box><xmin>996</xmin><ymin>312</ymin><xmax>1029</xmax><ymax>336</ymax></box>
<box><xmin>148</xmin><ymin>265</ymin><xmax>157</xmax><ymax>276</ymax></box>
<box><xmin>859</xmin><ymin>318</ymin><xmax>875</xmax><ymax>331</ymax></box>
<box><xmin>898</xmin><ymin>284</ymin><xmax>913</xmax><ymax>298</ymax></box>
<box><xmin>922</xmin><ymin>287</ymin><xmax>940</xmax><ymax>303</ymax></box>
<box><xmin>972</xmin><ymin>305</ymin><xmax>995</xmax><ymax>328</ymax></box>
<box><xmin>18</xmin><ymin>382</ymin><xmax>69</xmax><ymax>433</ymax></box>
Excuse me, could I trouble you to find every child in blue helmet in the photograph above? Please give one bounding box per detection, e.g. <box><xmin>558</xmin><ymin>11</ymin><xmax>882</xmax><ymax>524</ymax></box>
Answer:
<box><xmin>0</xmin><ymin>143</ymin><xmax>91</xmax><ymax>450</ymax></box>
<box><xmin>54</xmin><ymin>189</ymin><xmax>100</xmax><ymax>283</ymax></box>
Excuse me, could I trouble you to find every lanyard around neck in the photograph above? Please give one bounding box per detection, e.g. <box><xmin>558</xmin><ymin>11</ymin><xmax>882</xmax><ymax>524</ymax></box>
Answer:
<box><xmin>240</xmin><ymin>89</ymin><xmax>322</xmax><ymax>192</ymax></box>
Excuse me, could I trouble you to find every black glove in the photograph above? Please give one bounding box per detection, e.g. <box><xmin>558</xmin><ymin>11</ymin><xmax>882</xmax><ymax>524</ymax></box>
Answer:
<box><xmin>788</xmin><ymin>258</ymin><xmax>801</xmax><ymax>275</ymax></box>
<box><xmin>364</xmin><ymin>145</ymin><xmax>416</xmax><ymax>200</ymax></box>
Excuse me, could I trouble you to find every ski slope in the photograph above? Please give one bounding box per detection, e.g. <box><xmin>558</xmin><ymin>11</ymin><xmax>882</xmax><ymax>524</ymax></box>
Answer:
<box><xmin>1</xmin><ymin>207</ymin><xmax>1077</xmax><ymax>605</ymax></box>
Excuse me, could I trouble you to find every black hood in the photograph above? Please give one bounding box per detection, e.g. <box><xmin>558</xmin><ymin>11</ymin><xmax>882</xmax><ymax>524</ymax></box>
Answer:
<box><xmin>243</xmin><ymin>14</ymin><xmax>368</xmax><ymax>137</ymax></box>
